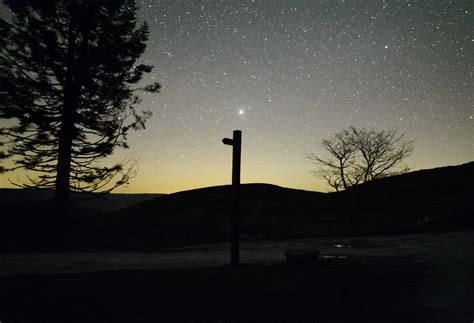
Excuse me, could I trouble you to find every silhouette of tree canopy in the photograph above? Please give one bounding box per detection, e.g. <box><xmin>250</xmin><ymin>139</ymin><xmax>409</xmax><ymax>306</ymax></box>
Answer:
<box><xmin>306</xmin><ymin>126</ymin><xmax>414</xmax><ymax>191</ymax></box>
<box><xmin>0</xmin><ymin>0</ymin><xmax>160</xmax><ymax>210</ymax></box>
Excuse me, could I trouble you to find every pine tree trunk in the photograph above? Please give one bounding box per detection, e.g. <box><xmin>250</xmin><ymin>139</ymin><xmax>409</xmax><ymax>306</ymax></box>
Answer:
<box><xmin>55</xmin><ymin>101</ymin><xmax>74</xmax><ymax>217</ymax></box>
<box><xmin>54</xmin><ymin>88</ymin><xmax>76</xmax><ymax>249</ymax></box>
<box><xmin>55</xmin><ymin>23</ymin><xmax>78</xmax><ymax>219</ymax></box>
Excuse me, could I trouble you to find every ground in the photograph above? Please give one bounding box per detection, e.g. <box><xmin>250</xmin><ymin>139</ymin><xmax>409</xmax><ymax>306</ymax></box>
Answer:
<box><xmin>1</xmin><ymin>231</ymin><xmax>473</xmax><ymax>322</ymax></box>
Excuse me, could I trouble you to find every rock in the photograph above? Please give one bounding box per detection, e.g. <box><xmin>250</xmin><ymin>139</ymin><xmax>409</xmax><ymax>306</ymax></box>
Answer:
<box><xmin>285</xmin><ymin>248</ymin><xmax>320</xmax><ymax>263</ymax></box>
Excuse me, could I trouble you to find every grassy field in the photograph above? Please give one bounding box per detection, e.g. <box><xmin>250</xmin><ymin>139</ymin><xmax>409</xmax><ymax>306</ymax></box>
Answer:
<box><xmin>1</xmin><ymin>232</ymin><xmax>472</xmax><ymax>322</ymax></box>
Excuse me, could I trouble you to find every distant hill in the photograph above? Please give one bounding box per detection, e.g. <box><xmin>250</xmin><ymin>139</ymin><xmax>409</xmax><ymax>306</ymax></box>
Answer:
<box><xmin>0</xmin><ymin>188</ymin><xmax>163</xmax><ymax>216</ymax></box>
<box><xmin>1</xmin><ymin>162</ymin><xmax>472</xmax><ymax>251</ymax></box>
<box><xmin>0</xmin><ymin>189</ymin><xmax>163</xmax><ymax>251</ymax></box>
<box><xmin>97</xmin><ymin>184</ymin><xmax>326</xmax><ymax>249</ymax></box>
<box><xmin>335</xmin><ymin>162</ymin><xmax>474</xmax><ymax>233</ymax></box>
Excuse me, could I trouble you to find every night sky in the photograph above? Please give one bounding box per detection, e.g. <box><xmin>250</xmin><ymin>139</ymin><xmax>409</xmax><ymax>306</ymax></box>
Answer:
<box><xmin>0</xmin><ymin>0</ymin><xmax>473</xmax><ymax>193</ymax></box>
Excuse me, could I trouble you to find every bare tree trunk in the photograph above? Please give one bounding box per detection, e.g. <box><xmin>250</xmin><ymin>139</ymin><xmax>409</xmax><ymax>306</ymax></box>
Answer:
<box><xmin>339</xmin><ymin>158</ymin><xmax>348</xmax><ymax>190</ymax></box>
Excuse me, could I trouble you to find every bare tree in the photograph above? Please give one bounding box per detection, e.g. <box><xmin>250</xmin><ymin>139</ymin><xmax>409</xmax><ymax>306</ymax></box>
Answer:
<box><xmin>306</xmin><ymin>128</ymin><xmax>359</xmax><ymax>191</ymax></box>
<box><xmin>306</xmin><ymin>126</ymin><xmax>414</xmax><ymax>191</ymax></box>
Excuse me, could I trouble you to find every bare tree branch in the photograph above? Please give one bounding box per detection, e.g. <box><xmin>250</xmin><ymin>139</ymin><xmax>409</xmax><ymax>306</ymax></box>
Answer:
<box><xmin>306</xmin><ymin>126</ymin><xmax>414</xmax><ymax>191</ymax></box>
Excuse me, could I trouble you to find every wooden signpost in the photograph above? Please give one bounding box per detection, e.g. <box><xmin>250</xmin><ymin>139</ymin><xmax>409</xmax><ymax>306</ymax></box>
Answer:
<box><xmin>222</xmin><ymin>130</ymin><xmax>241</xmax><ymax>266</ymax></box>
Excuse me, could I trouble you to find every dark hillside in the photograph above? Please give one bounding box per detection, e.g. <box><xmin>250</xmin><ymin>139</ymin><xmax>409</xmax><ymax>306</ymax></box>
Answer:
<box><xmin>96</xmin><ymin>163</ymin><xmax>473</xmax><ymax>250</ymax></box>
<box><xmin>1</xmin><ymin>162</ymin><xmax>472</xmax><ymax>251</ymax></box>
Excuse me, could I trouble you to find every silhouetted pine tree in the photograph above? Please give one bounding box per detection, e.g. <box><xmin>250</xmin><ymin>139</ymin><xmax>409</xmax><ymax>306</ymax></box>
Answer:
<box><xmin>0</xmin><ymin>0</ymin><xmax>160</xmax><ymax>214</ymax></box>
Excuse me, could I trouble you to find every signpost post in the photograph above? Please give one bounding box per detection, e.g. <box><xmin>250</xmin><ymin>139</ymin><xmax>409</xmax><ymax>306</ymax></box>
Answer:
<box><xmin>222</xmin><ymin>130</ymin><xmax>241</xmax><ymax>266</ymax></box>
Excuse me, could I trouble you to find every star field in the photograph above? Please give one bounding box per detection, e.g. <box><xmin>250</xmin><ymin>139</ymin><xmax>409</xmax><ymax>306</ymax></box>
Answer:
<box><xmin>0</xmin><ymin>0</ymin><xmax>472</xmax><ymax>193</ymax></box>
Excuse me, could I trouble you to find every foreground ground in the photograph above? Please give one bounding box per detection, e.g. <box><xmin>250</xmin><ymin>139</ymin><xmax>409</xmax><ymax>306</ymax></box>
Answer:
<box><xmin>1</xmin><ymin>231</ymin><xmax>473</xmax><ymax>322</ymax></box>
